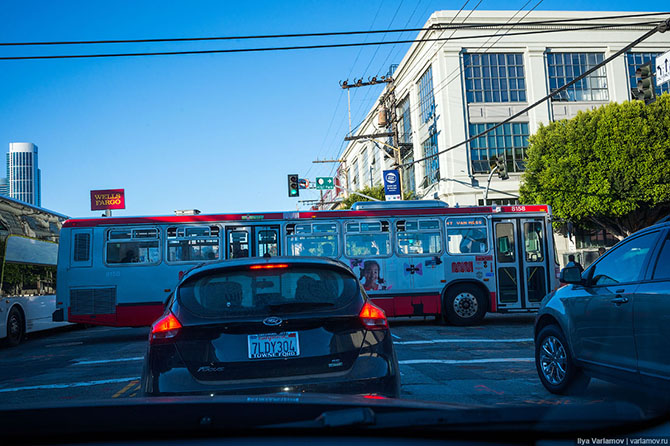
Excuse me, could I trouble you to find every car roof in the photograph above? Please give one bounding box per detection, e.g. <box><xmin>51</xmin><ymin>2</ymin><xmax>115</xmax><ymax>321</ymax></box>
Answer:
<box><xmin>179</xmin><ymin>256</ymin><xmax>354</xmax><ymax>283</ymax></box>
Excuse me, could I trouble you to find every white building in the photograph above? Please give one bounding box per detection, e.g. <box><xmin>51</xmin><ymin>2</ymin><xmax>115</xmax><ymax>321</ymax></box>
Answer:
<box><xmin>8</xmin><ymin>142</ymin><xmax>41</xmax><ymax>207</ymax></box>
<box><xmin>333</xmin><ymin>10</ymin><xmax>669</xmax><ymax>265</ymax></box>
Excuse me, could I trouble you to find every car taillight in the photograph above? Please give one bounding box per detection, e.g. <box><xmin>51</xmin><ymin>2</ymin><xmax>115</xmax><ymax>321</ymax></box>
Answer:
<box><xmin>150</xmin><ymin>312</ymin><xmax>182</xmax><ymax>343</ymax></box>
<box><xmin>249</xmin><ymin>264</ymin><xmax>289</xmax><ymax>270</ymax></box>
<box><xmin>359</xmin><ymin>301</ymin><xmax>388</xmax><ymax>330</ymax></box>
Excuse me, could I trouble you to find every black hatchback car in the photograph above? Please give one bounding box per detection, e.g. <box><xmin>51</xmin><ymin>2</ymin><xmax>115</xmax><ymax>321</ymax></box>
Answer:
<box><xmin>141</xmin><ymin>256</ymin><xmax>400</xmax><ymax>398</ymax></box>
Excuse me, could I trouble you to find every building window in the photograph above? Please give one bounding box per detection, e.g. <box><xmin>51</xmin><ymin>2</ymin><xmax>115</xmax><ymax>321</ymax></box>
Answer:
<box><xmin>422</xmin><ymin>131</ymin><xmax>439</xmax><ymax>186</ymax></box>
<box><xmin>575</xmin><ymin>228</ymin><xmax>618</xmax><ymax>249</ymax></box>
<box><xmin>361</xmin><ymin>148</ymin><xmax>369</xmax><ymax>187</ymax></box>
<box><xmin>401</xmin><ymin>145</ymin><xmax>416</xmax><ymax>197</ymax></box>
<box><xmin>397</xmin><ymin>95</ymin><xmax>413</xmax><ymax>144</ymax></box>
<box><xmin>463</xmin><ymin>53</ymin><xmax>526</xmax><ymax>103</ymax></box>
<box><xmin>351</xmin><ymin>158</ymin><xmax>359</xmax><ymax>189</ymax></box>
<box><xmin>418</xmin><ymin>66</ymin><xmax>435</xmax><ymax>123</ymax></box>
<box><xmin>477</xmin><ymin>198</ymin><xmax>519</xmax><ymax>206</ymax></box>
<box><xmin>469</xmin><ymin>122</ymin><xmax>529</xmax><ymax>173</ymax></box>
<box><xmin>547</xmin><ymin>52</ymin><xmax>609</xmax><ymax>102</ymax></box>
<box><xmin>626</xmin><ymin>52</ymin><xmax>670</xmax><ymax>97</ymax></box>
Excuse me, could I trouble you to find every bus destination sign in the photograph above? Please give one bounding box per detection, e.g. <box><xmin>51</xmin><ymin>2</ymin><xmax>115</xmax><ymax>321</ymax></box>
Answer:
<box><xmin>90</xmin><ymin>189</ymin><xmax>125</xmax><ymax>211</ymax></box>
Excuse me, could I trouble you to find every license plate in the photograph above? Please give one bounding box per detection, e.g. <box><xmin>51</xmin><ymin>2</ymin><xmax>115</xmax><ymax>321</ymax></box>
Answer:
<box><xmin>248</xmin><ymin>332</ymin><xmax>300</xmax><ymax>359</ymax></box>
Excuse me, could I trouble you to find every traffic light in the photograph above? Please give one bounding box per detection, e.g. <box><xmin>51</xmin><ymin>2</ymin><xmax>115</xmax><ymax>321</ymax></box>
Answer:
<box><xmin>496</xmin><ymin>157</ymin><xmax>509</xmax><ymax>180</ymax></box>
<box><xmin>633</xmin><ymin>62</ymin><xmax>656</xmax><ymax>105</ymax></box>
<box><xmin>287</xmin><ymin>174</ymin><xmax>299</xmax><ymax>197</ymax></box>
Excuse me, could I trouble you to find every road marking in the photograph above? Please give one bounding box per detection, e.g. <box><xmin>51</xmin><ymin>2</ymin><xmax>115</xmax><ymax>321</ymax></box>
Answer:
<box><xmin>399</xmin><ymin>357</ymin><xmax>534</xmax><ymax>365</ymax></box>
<box><xmin>45</xmin><ymin>341</ymin><xmax>84</xmax><ymax>347</ymax></box>
<box><xmin>394</xmin><ymin>337</ymin><xmax>533</xmax><ymax>345</ymax></box>
<box><xmin>391</xmin><ymin>333</ymin><xmax>401</xmax><ymax>340</ymax></box>
<box><xmin>112</xmin><ymin>380</ymin><xmax>138</xmax><ymax>398</ymax></box>
<box><xmin>75</xmin><ymin>356</ymin><xmax>144</xmax><ymax>365</ymax></box>
<box><xmin>0</xmin><ymin>377</ymin><xmax>141</xmax><ymax>393</ymax></box>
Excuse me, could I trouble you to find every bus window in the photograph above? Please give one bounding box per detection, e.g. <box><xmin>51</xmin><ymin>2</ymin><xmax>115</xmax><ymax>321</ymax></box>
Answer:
<box><xmin>396</xmin><ymin>219</ymin><xmax>442</xmax><ymax>255</ymax></box>
<box><xmin>228</xmin><ymin>230</ymin><xmax>250</xmax><ymax>259</ymax></box>
<box><xmin>446</xmin><ymin>217</ymin><xmax>488</xmax><ymax>254</ymax></box>
<box><xmin>106</xmin><ymin>227</ymin><xmax>160</xmax><ymax>265</ymax></box>
<box><xmin>2</xmin><ymin>237</ymin><xmax>58</xmax><ymax>296</ymax></box>
<box><xmin>524</xmin><ymin>221</ymin><xmax>544</xmax><ymax>262</ymax></box>
<box><xmin>496</xmin><ymin>223</ymin><xmax>516</xmax><ymax>263</ymax></box>
<box><xmin>167</xmin><ymin>225</ymin><xmax>220</xmax><ymax>263</ymax></box>
<box><xmin>286</xmin><ymin>223</ymin><xmax>338</xmax><ymax>257</ymax></box>
<box><xmin>256</xmin><ymin>227</ymin><xmax>279</xmax><ymax>257</ymax></box>
<box><xmin>344</xmin><ymin>221</ymin><xmax>390</xmax><ymax>258</ymax></box>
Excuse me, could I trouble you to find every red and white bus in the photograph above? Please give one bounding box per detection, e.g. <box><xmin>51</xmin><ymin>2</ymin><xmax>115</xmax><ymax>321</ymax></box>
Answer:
<box><xmin>54</xmin><ymin>201</ymin><xmax>559</xmax><ymax>327</ymax></box>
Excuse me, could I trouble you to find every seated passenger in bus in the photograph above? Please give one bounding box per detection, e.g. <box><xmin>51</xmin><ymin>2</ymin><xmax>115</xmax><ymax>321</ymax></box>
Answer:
<box><xmin>121</xmin><ymin>248</ymin><xmax>138</xmax><ymax>263</ymax></box>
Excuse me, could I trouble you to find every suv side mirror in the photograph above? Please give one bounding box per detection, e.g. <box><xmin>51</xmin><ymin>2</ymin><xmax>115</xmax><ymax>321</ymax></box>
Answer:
<box><xmin>560</xmin><ymin>266</ymin><xmax>582</xmax><ymax>284</ymax></box>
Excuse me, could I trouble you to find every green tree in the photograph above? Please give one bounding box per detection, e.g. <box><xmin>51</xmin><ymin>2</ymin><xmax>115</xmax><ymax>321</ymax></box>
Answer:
<box><xmin>338</xmin><ymin>185</ymin><xmax>387</xmax><ymax>210</ymax></box>
<box><xmin>520</xmin><ymin>94</ymin><xmax>670</xmax><ymax>240</ymax></box>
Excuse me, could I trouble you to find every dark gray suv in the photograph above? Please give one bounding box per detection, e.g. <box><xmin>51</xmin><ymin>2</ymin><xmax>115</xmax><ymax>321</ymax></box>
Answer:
<box><xmin>534</xmin><ymin>220</ymin><xmax>669</xmax><ymax>395</ymax></box>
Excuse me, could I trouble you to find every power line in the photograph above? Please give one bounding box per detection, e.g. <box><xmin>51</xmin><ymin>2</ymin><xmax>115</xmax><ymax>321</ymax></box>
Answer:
<box><xmin>1</xmin><ymin>11</ymin><xmax>666</xmax><ymax>47</ymax></box>
<box><xmin>405</xmin><ymin>17</ymin><xmax>670</xmax><ymax>169</ymax></box>
<box><xmin>0</xmin><ymin>20</ymin><xmax>663</xmax><ymax>61</ymax></box>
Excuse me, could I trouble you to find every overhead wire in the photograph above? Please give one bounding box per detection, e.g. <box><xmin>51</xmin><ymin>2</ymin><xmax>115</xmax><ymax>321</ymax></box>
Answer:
<box><xmin>0</xmin><ymin>11</ymin><xmax>665</xmax><ymax>47</ymax></box>
<box><xmin>0</xmin><ymin>16</ymin><xmax>664</xmax><ymax>60</ymax></box>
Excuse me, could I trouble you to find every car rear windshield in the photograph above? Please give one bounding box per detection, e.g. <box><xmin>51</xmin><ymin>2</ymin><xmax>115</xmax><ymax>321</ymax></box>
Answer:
<box><xmin>178</xmin><ymin>265</ymin><xmax>360</xmax><ymax>317</ymax></box>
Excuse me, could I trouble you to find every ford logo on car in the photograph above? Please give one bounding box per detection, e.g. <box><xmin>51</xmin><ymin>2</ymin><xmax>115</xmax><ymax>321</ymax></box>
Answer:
<box><xmin>263</xmin><ymin>317</ymin><xmax>283</xmax><ymax>326</ymax></box>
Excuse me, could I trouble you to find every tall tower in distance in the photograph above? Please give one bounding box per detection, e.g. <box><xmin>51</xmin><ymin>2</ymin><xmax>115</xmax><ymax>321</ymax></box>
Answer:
<box><xmin>8</xmin><ymin>142</ymin><xmax>41</xmax><ymax>206</ymax></box>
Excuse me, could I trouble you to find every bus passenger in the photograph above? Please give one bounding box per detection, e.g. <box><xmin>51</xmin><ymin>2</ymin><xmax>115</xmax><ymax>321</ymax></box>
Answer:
<box><xmin>121</xmin><ymin>248</ymin><xmax>138</xmax><ymax>263</ymax></box>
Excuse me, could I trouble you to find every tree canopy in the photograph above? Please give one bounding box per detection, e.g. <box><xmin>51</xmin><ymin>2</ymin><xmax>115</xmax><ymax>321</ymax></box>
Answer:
<box><xmin>338</xmin><ymin>185</ymin><xmax>387</xmax><ymax>210</ymax></box>
<box><xmin>519</xmin><ymin>94</ymin><xmax>670</xmax><ymax>239</ymax></box>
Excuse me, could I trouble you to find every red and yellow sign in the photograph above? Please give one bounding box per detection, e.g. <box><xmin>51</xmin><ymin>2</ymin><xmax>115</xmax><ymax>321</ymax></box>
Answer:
<box><xmin>90</xmin><ymin>189</ymin><xmax>125</xmax><ymax>211</ymax></box>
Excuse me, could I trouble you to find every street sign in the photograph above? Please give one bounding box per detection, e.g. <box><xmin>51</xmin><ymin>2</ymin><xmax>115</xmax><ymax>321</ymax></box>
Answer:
<box><xmin>656</xmin><ymin>50</ymin><xmax>670</xmax><ymax>86</ymax></box>
<box><xmin>90</xmin><ymin>189</ymin><xmax>125</xmax><ymax>211</ymax></box>
<box><xmin>298</xmin><ymin>178</ymin><xmax>309</xmax><ymax>189</ymax></box>
<box><xmin>316</xmin><ymin>177</ymin><xmax>334</xmax><ymax>190</ymax></box>
<box><xmin>383</xmin><ymin>170</ymin><xmax>401</xmax><ymax>201</ymax></box>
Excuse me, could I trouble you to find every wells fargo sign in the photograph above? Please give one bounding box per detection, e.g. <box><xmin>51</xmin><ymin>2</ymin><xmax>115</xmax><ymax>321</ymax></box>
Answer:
<box><xmin>90</xmin><ymin>189</ymin><xmax>125</xmax><ymax>211</ymax></box>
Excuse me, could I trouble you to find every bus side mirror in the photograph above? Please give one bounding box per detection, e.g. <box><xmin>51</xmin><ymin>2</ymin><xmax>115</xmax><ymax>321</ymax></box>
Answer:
<box><xmin>559</xmin><ymin>266</ymin><xmax>582</xmax><ymax>284</ymax></box>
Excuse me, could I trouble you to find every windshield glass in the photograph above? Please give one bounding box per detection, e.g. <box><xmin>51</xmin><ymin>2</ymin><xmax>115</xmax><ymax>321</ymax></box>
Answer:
<box><xmin>178</xmin><ymin>265</ymin><xmax>359</xmax><ymax>316</ymax></box>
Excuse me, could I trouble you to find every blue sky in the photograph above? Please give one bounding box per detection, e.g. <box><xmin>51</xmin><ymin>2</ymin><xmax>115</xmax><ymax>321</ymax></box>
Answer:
<box><xmin>0</xmin><ymin>0</ymin><xmax>660</xmax><ymax>217</ymax></box>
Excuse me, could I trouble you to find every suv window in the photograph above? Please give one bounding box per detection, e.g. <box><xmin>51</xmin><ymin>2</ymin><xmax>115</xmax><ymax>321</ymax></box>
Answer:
<box><xmin>589</xmin><ymin>231</ymin><xmax>659</xmax><ymax>286</ymax></box>
<box><xmin>652</xmin><ymin>235</ymin><xmax>670</xmax><ymax>280</ymax></box>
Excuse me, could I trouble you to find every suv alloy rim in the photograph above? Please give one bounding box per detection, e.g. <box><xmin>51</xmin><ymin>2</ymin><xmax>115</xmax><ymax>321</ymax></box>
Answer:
<box><xmin>540</xmin><ymin>335</ymin><xmax>567</xmax><ymax>385</ymax></box>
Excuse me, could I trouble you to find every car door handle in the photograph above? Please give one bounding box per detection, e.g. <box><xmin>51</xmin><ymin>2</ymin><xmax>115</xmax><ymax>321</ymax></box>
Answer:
<box><xmin>611</xmin><ymin>296</ymin><xmax>629</xmax><ymax>305</ymax></box>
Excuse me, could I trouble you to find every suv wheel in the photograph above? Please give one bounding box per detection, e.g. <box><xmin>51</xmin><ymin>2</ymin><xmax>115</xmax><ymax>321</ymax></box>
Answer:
<box><xmin>535</xmin><ymin>324</ymin><xmax>590</xmax><ymax>395</ymax></box>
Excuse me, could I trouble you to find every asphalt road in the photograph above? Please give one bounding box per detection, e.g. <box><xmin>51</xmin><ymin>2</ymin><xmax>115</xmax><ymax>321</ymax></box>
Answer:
<box><xmin>0</xmin><ymin>314</ymin><xmax>661</xmax><ymax>413</ymax></box>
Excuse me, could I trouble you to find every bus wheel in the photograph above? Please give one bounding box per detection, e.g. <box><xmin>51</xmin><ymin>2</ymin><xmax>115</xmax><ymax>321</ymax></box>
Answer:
<box><xmin>6</xmin><ymin>307</ymin><xmax>25</xmax><ymax>347</ymax></box>
<box><xmin>443</xmin><ymin>285</ymin><xmax>486</xmax><ymax>326</ymax></box>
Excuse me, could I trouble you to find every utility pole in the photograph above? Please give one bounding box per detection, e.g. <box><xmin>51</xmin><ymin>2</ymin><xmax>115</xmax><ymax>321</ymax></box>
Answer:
<box><xmin>340</xmin><ymin>76</ymin><xmax>393</xmax><ymax>136</ymax></box>
<box><xmin>312</xmin><ymin>159</ymin><xmax>348</xmax><ymax>198</ymax></box>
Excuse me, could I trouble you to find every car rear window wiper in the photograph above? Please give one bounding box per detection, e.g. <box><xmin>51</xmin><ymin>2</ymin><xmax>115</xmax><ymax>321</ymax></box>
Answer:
<box><xmin>266</xmin><ymin>302</ymin><xmax>335</xmax><ymax>312</ymax></box>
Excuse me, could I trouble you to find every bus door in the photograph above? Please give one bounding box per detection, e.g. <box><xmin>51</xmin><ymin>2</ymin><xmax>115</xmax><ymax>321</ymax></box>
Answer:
<box><xmin>253</xmin><ymin>225</ymin><xmax>280</xmax><ymax>257</ymax></box>
<box><xmin>520</xmin><ymin>218</ymin><xmax>549</xmax><ymax>309</ymax></box>
<box><xmin>225</xmin><ymin>225</ymin><xmax>281</xmax><ymax>258</ymax></box>
<box><xmin>493</xmin><ymin>217</ymin><xmax>550</xmax><ymax>310</ymax></box>
<box><xmin>394</xmin><ymin>218</ymin><xmax>444</xmax><ymax>315</ymax></box>
<box><xmin>493</xmin><ymin>219</ymin><xmax>522</xmax><ymax>310</ymax></box>
<box><xmin>226</xmin><ymin>226</ymin><xmax>251</xmax><ymax>259</ymax></box>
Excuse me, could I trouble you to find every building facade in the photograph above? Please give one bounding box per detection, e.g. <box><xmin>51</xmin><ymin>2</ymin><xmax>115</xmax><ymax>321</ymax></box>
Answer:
<box><xmin>334</xmin><ymin>10</ymin><xmax>669</xmax><ymax>266</ymax></box>
<box><xmin>8</xmin><ymin>142</ymin><xmax>41</xmax><ymax>207</ymax></box>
